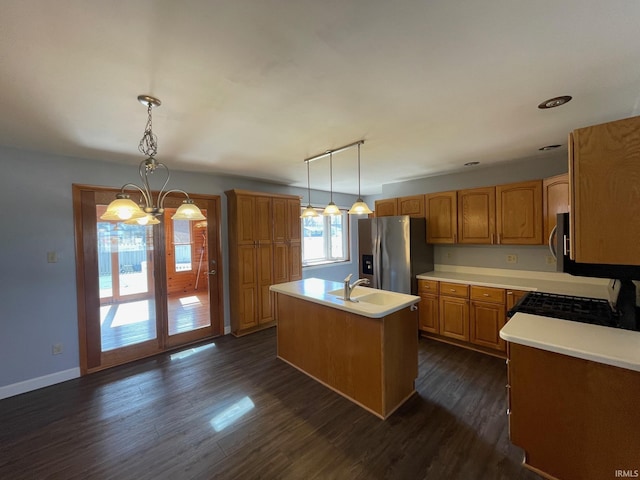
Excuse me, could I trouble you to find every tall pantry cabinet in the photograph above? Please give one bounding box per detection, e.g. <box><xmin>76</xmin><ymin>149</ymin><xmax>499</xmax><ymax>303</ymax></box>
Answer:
<box><xmin>226</xmin><ymin>190</ymin><xmax>302</xmax><ymax>336</ymax></box>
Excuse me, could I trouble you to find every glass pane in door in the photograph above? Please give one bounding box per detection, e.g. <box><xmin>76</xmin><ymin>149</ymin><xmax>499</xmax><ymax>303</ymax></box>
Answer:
<box><xmin>166</xmin><ymin>212</ymin><xmax>211</xmax><ymax>336</ymax></box>
<box><xmin>96</xmin><ymin>207</ymin><xmax>157</xmax><ymax>352</ymax></box>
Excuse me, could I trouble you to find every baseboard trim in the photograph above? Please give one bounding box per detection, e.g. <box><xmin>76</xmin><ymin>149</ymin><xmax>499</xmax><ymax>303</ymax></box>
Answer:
<box><xmin>0</xmin><ymin>368</ymin><xmax>81</xmax><ymax>400</ymax></box>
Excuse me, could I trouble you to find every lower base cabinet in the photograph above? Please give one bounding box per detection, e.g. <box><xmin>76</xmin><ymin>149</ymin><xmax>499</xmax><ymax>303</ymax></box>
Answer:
<box><xmin>419</xmin><ymin>279</ymin><xmax>514</xmax><ymax>358</ymax></box>
<box><xmin>508</xmin><ymin>343</ymin><xmax>640</xmax><ymax>480</ymax></box>
<box><xmin>439</xmin><ymin>296</ymin><xmax>469</xmax><ymax>341</ymax></box>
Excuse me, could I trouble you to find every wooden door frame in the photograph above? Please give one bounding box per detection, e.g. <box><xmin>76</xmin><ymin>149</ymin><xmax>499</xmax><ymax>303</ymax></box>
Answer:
<box><xmin>73</xmin><ymin>184</ymin><xmax>225</xmax><ymax>375</ymax></box>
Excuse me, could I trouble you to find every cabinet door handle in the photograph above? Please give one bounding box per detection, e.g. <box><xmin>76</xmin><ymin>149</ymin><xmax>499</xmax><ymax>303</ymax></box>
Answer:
<box><xmin>507</xmin><ymin>291</ymin><xmax>513</xmax><ymax>295</ymax></box>
<box><xmin>497</xmin><ymin>233</ymin><xmax>502</xmax><ymax>244</ymax></box>
<box><xmin>453</xmin><ymin>233</ymin><xmax>457</xmax><ymax>243</ymax></box>
<box><xmin>483</xmin><ymin>293</ymin><xmax>489</xmax><ymax>296</ymax></box>
<box><xmin>491</xmin><ymin>233</ymin><xmax>494</xmax><ymax>244</ymax></box>
<box><xmin>450</xmin><ymin>289</ymin><xmax>456</xmax><ymax>292</ymax></box>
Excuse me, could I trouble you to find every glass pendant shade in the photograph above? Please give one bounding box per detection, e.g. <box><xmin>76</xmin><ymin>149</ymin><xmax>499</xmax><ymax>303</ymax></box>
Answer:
<box><xmin>300</xmin><ymin>204</ymin><xmax>318</xmax><ymax>218</ymax></box>
<box><xmin>323</xmin><ymin>201</ymin><xmax>341</xmax><ymax>216</ymax></box>
<box><xmin>171</xmin><ymin>200</ymin><xmax>206</xmax><ymax>220</ymax></box>
<box><xmin>348</xmin><ymin>199</ymin><xmax>373</xmax><ymax>215</ymax></box>
<box><xmin>124</xmin><ymin>213</ymin><xmax>161</xmax><ymax>225</ymax></box>
<box><xmin>100</xmin><ymin>195</ymin><xmax>146</xmax><ymax>221</ymax></box>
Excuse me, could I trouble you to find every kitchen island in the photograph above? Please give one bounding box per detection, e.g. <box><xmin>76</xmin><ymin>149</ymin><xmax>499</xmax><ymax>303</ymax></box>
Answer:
<box><xmin>270</xmin><ymin>278</ymin><xmax>420</xmax><ymax>419</ymax></box>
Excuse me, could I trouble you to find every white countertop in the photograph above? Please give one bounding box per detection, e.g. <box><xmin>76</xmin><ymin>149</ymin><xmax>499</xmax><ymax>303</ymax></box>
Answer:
<box><xmin>501</xmin><ymin>313</ymin><xmax>640</xmax><ymax>372</ymax></box>
<box><xmin>417</xmin><ymin>266</ymin><xmax>639</xmax><ymax>372</ymax></box>
<box><xmin>269</xmin><ymin>278</ymin><xmax>420</xmax><ymax>319</ymax></box>
<box><xmin>416</xmin><ymin>266</ymin><xmax>610</xmax><ymax>299</ymax></box>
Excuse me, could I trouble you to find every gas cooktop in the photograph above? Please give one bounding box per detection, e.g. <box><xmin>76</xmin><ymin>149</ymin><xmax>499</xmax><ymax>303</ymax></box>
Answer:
<box><xmin>508</xmin><ymin>291</ymin><xmax>637</xmax><ymax>331</ymax></box>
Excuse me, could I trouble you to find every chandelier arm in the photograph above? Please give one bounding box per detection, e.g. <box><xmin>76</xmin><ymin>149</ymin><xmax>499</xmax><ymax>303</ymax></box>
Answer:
<box><xmin>138</xmin><ymin>160</ymin><xmax>155</xmax><ymax>208</ymax></box>
<box><xmin>120</xmin><ymin>182</ymin><xmax>151</xmax><ymax>206</ymax></box>
<box><xmin>152</xmin><ymin>162</ymin><xmax>172</xmax><ymax>207</ymax></box>
<box><xmin>159</xmin><ymin>188</ymin><xmax>190</xmax><ymax>208</ymax></box>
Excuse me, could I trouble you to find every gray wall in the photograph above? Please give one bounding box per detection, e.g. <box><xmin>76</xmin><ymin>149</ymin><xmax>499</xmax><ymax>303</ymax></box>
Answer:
<box><xmin>0</xmin><ymin>146</ymin><xmax>358</xmax><ymax>389</ymax></box>
<box><xmin>0</xmin><ymin>143</ymin><xmax>567</xmax><ymax>391</ymax></box>
<box><xmin>365</xmin><ymin>150</ymin><xmax>568</xmax><ymax>272</ymax></box>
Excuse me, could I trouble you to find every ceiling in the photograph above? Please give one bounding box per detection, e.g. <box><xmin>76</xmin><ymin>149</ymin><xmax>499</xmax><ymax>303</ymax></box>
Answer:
<box><xmin>1</xmin><ymin>1</ymin><xmax>639</xmax><ymax>195</ymax></box>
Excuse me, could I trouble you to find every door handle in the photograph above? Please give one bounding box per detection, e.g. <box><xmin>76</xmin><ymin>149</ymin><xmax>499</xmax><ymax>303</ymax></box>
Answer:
<box><xmin>208</xmin><ymin>270</ymin><xmax>217</xmax><ymax>275</ymax></box>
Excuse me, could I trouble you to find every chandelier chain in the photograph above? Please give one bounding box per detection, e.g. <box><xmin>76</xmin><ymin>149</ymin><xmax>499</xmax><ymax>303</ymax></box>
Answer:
<box><xmin>138</xmin><ymin>102</ymin><xmax>158</xmax><ymax>159</ymax></box>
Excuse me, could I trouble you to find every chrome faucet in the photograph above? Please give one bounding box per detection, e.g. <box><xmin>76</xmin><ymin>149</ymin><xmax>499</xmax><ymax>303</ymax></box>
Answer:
<box><xmin>343</xmin><ymin>273</ymin><xmax>371</xmax><ymax>302</ymax></box>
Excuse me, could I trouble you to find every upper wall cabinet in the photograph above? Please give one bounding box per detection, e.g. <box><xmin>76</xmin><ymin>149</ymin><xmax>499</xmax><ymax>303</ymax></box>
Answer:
<box><xmin>457</xmin><ymin>187</ymin><xmax>496</xmax><ymax>244</ymax></box>
<box><xmin>398</xmin><ymin>194</ymin><xmax>425</xmax><ymax>218</ymax></box>
<box><xmin>426</xmin><ymin>191</ymin><xmax>457</xmax><ymax>243</ymax></box>
<box><xmin>374</xmin><ymin>198</ymin><xmax>398</xmax><ymax>217</ymax></box>
<box><xmin>570</xmin><ymin>115</ymin><xmax>640</xmax><ymax>265</ymax></box>
<box><xmin>496</xmin><ymin>180</ymin><xmax>543</xmax><ymax>245</ymax></box>
<box><xmin>543</xmin><ymin>173</ymin><xmax>569</xmax><ymax>244</ymax></box>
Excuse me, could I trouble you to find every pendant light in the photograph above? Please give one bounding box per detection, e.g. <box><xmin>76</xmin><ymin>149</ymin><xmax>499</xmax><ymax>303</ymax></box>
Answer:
<box><xmin>348</xmin><ymin>142</ymin><xmax>373</xmax><ymax>215</ymax></box>
<box><xmin>323</xmin><ymin>152</ymin><xmax>341</xmax><ymax>216</ymax></box>
<box><xmin>101</xmin><ymin>95</ymin><xmax>206</xmax><ymax>224</ymax></box>
<box><xmin>300</xmin><ymin>159</ymin><xmax>319</xmax><ymax>218</ymax></box>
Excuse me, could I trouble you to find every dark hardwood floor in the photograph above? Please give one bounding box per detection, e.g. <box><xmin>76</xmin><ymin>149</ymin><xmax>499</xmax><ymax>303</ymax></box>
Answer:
<box><xmin>0</xmin><ymin>329</ymin><xmax>542</xmax><ymax>480</ymax></box>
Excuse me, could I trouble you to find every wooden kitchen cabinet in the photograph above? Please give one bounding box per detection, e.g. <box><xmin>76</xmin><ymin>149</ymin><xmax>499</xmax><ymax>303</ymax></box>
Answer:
<box><xmin>272</xmin><ymin>198</ymin><xmax>303</xmax><ymax>283</ymax></box>
<box><xmin>496</xmin><ymin>180</ymin><xmax>543</xmax><ymax>245</ymax></box>
<box><xmin>397</xmin><ymin>194</ymin><xmax>425</xmax><ymax>218</ymax></box>
<box><xmin>374</xmin><ymin>198</ymin><xmax>398</xmax><ymax>217</ymax></box>
<box><xmin>542</xmin><ymin>173</ymin><xmax>569</xmax><ymax>245</ymax></box>
<box><xmin>425</xmin><ymin>191</ymin><xmax>457</xmax><ymax>243</ymax></box>
<box><xmin>457</xmin><ymin>187</ymin><xmax>496</xmax><ymax>244</ymax></box>
<box><xmin>470</xmin><ymin>286</ymin><xmax>506</xmax><ymax>352</ymax></box>
<box><xmin>438</xmin><ymin>282</ymin><xmax>470</xmax><ymax>341</ymax></box>
<box><xmin>506</xmin><ymin>289</ymin><xmax>529</xmax><ymax>311</ymax></box>
<box><xmin>418</xmin><ymin>280</ymin><xmax>439</xmax><ymax>334</ymax></box>
<box><xmin>569</xmin><ymin>115</ymin><xmax>640</xmax><ymax>265</ymax></box>
<box><xmin>226</xmin><ymin>189</ymin><xmax>301</xmax><ymax>336</ymax></box>
<box><xmin>508</xmin><ymin>343</ymin><xmax>640</xmax><ymax>480</ymax></box>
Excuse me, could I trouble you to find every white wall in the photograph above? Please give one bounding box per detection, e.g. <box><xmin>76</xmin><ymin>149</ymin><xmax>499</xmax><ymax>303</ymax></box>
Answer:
<box><xmin>0</xmin><ymin>146</ymin><xmax>359</xmax><ymax>395</ymax></box>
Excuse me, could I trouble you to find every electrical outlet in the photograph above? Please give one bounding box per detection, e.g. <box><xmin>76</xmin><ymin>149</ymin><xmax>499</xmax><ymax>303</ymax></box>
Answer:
<box><xmin>506</xmin><ymin>254</ymin><xmax>517</xmax><ymax>264</ymax></box>
<box><xmin>546</xmin><ymin>255</ymin><xmax>556</xmax><ymax>265</ymax></box>
<box><xmin>52</xmin><ymin>343</ymin><xmax>63</xmax><ymax>355</ymax></box>
<box><xmin>445</xmin><ymin>252</ymin><xmax>452</xmax><ymax>259</ymax></box>
<box><xmin>47</xmin><ymin>251</ymin><xmax>58</xmax><ymax>263</ymax></box>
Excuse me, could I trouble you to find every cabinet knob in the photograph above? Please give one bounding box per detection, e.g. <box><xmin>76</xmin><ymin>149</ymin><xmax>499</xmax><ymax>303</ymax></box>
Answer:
<box><xmin>483</xmin><ymin>293</ymin><xmax>489</xmax><ymax>297</ymax></box>
<box><xmin>507</xmin><ymin>291</ymin><xmax>513</xmax><ymax>295</ymax></box>
<box><xmin>450</xmin><ymin>289</ymin><xmax>456</xmax><ymax>292</ymax></box>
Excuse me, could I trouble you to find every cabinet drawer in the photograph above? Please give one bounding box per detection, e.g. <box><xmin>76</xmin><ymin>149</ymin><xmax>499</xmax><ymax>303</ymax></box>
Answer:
<box><xmin>418</xmin><ymin>279</ymin><xmax>438</xmax><ymax>294</ymax></box>
<box><xmin>470</xmin><ymin>286</ymin><xmax>506</xmax><ymax>304</ymax></box>
<box><xmin>439</xmin><ymin>282</ymin><xmax>469</xmax><ymax>298</ymax></box>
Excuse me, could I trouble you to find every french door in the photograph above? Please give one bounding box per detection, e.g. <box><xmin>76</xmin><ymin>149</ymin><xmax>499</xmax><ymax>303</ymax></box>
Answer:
<box><xmin>73</xmin><ymin>185</ymin><xmax>223</xmax><ymax>374</ymax></box>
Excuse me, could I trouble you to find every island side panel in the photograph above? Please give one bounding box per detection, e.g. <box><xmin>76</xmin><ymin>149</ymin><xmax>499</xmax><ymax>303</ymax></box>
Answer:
<box><xmin>382</xmin><ymin>308</ymin><xmax>418</xmax><ymax>416</ymax></box>
<box><xmin>509</xmin><ymin>343</ymin><xmax>640</xmax><ymax>480</ymax></box>
<box><xmin>275</xmin><ymin>293</ymin><xmax>384</xmax><ymax>416</ymax></box>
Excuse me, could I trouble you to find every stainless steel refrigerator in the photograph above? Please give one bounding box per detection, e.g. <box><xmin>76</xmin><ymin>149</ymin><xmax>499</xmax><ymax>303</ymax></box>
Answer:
<box><xmin>358</xmin><ymin>216</ymin><xmax>434</xmax><ymax>295</ymax></box>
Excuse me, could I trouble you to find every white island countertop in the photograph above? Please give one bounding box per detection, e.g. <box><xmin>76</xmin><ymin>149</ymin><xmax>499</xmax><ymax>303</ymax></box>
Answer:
<box><xmin>269</xmin><ymin>278</ymin><xmax>420</xmax><ymax>319</ymax></box>
<box><xmin>501</xmin><ymin>313</ymin><xmax>640</xmax><ymax>372</ymax></box>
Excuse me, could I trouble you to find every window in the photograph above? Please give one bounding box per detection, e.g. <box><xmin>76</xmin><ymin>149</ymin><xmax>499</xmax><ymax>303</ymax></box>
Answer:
<box><xmin>301</xmin><ymin>208</ymin><xmax>349</xmax><ymax>266</ymax></box>
<box><xmin>173</xmin><ymin>219</ymin><xmax>193</xmax><ymax>271</ymax></box>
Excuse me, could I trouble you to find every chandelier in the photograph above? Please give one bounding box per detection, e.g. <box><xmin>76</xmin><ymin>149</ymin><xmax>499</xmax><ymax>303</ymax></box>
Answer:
<box><xmin>100</xmin><ymin>95</ymin><xmax>206</xmax><ymax>225</ymax></box>
<box><xmin>303</xmin><ymin>140</ymin><xmax>371</xmax><ymax>216</ymax></box>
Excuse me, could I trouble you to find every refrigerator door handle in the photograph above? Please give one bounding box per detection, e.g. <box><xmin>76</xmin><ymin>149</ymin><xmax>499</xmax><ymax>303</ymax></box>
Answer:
<box><xmin>373</xmin><ymin>224</ymin><xmax>382</xmax><ymax>289</ymax></box>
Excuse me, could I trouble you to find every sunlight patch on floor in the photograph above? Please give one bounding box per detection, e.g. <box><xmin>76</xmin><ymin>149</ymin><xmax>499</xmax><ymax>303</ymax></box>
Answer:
<box><xmin>170</xmin><ymin>342</ymin><xmax>215</xmax><ymax>360</ymax></box>
<box><xmin>210</xmin><ymin>396</ymin><xmax>255</xmax><ymax>432</ymax></box>
<box><xmin>110</xmin><ymin>300</ymin><xmax>152</xmax><ymax>327</ymax></box>
<box><xmin>179</xmin><ymin>295</ymin><xmax>202</xmax><ymax>307</ymax></box>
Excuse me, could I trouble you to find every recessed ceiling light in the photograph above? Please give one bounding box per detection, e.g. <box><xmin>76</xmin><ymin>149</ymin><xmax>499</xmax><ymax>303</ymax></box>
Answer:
<box><xmin>464</xmin><ymin>161</ymin><xmax>480</xmax><ymax>167</ymax></box>
<box><xmin>539</xmin><ymin>144</ymin><xmax>562</xmax><ymax>151</ymax></box>
<box><xmin>538</xmin><ymin>95</ymin><xmax>572</xmax><ymax>109</ymax></box>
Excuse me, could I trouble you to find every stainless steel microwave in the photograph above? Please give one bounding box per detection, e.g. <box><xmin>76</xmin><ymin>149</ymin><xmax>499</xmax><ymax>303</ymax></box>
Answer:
<box><xmin>550</xmin><ymin>213</ymin><xmax>640</xmax><ymax>280</ymax></box>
